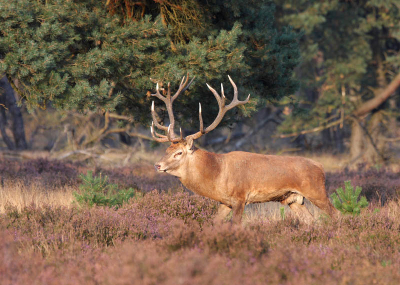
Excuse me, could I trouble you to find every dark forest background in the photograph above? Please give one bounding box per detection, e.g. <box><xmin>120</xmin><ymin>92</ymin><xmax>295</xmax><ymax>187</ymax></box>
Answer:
<box><xmin>0</xmin><ymin>0</ymin><xmax>399</xmax><ymax>168</ymax></box>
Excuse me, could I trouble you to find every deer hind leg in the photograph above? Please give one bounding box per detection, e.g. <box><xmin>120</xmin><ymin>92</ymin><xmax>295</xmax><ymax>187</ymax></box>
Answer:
<box><xmin>213</xmin><ymin>203</ymin><xmax>232</xmax><ymax>223</ymax></box>
<box><xmin>308</xmin><ymin>196</ymin><xmax>339</xmax><ymax>218</ymax></box>
<box><xmin>281</xmin><ymin>193</ymin><xmax>314</xmax><ymax>223</ymax></box>
<box><xmin>303</xmin><ymin>184</ymin><xmax>339</xmax><ymax>218</ymax></box>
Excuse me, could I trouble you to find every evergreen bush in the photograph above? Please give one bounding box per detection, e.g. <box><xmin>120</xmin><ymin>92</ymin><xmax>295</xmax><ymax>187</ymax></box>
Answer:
<box><xmin>330</xmin><ymin>181</ymin><xmax>368</xmax><ymax>215</ymax></box>
<box><xmin>74</xmin><ymin>171</ymin><xmax>140</xmax><ymax>209</ymax></box>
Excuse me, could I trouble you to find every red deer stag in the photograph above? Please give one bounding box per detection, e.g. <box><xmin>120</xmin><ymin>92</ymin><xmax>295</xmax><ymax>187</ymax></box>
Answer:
<box><xmin>150</xmin><ymin>75</ymin><xmax>338</xmax><ymax>223</ymax></box>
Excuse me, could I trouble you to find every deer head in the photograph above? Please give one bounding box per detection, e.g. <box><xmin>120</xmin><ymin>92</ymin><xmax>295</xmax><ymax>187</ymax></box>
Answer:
<box><xmin>150</xmin><ymin>75</ymin><xmax>250</xmax><ymax>176</ymax></box>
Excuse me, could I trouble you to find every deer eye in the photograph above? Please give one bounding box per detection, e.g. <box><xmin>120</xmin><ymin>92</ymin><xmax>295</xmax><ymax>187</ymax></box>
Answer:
<box><xmin>174</xmin><ymin>152</ymin><xmax>183</xmax><ymax>158</ymax></box>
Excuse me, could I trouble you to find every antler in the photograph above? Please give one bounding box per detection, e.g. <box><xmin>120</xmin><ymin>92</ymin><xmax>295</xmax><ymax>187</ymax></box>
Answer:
<box><xmin>187</xmin><ymin>75</ymin><xmax>250</xmax><ymax>140</ymax></box>
<box><xmin>150</xmin><ymin>74</ymin><xmax>195</xmax><ymax>142</ymax></box>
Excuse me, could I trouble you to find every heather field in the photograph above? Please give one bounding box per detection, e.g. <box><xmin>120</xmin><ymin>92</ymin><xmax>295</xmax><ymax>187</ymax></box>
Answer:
<box><xmin>1</xmin><ymin>158</ymin><xmax>400</xmax><ymax>285</ymax></box>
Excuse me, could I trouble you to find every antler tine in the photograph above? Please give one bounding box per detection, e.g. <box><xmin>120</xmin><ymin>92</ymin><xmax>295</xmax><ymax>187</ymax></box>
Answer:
<box><xmin>151</xmin><ymin>101</ymin><xmax>168</xmax><ymax>131</ymax></box>
<box><xmin>167</xmin><ymin>124</ymin><xmax>183</xmax><ymax>142</ymax></box>
<box><xmin>150</xmin><ymin>79</ymin><xmax>178</xmax><ymax>139</ymax></box>
<box><xmin>165</xmin><ymin>97</ymin><xmax>177</xmax><ymax>138</ymax></box>
<box><xmin>167</xmin><ymin>74</ymin><xmax>194</xmax><ymax>138</ymax></box>
<box><xmin>180</xmin><ymin>76</ymin><xmax>186</xmax><ymax>87</ymax></box>
<box><xmin>187</xmin><ymin>76</ymin><xmax>250</xmax><ymax>141</ymax></box>
<box><xmin>167</xmin><ymin>125</ymin><xmax>172</xmax><ymax>141</ymax></box>
<box><xmin>150</xmin><ymin>122</ymin><xmax>170</xmax><ymax>142</ymax></box>
<box><xmin>150</xmin><ymin>75</ymin><xmax>195</xmax><ymax>143</ymax></box>
<box><xmin>182</xmin><ymin>76</ymin><xmax>196</xmax><ymax>94</ymax></box>
<box><xmin>227</xmin><ymin>75</ymin><xmax>237</xmax><ymax>101</ymax></box>
<box><xmin>151</xmin><ymin>83</ymin><xmax>167</xmax><ymax>103</ymax></box>
<box><xmin>167</xmin><ymin>82</ymin><xmax>171</xmax><ymax>99</ymax></box>
<box><xmin>171</xmin><ymin>74</ymin><xmax>195</xmax><ymax>102</ymax></box>
<box><xmin>170</xmin><ymin>76</ymin><xmax>186</xmax><ymax>102</ymax></box>
<box><xmin>199</xmin><ymin>103</ymin><xmax>204</xmax><ymax>134</ymax></box>
<box><xmin>226</xmin><ymin>75</ymin><xmax>250</xmax><ymax>110</ymax></box>
<box><xmin>221</xmin><ymin>83</ymin><xmax>226</xmax><ymax>107</ymax></box>
<box><xmin>206</xmin><ymin>83</ymin><xmax>223</xmax><ymax>108</ymax></box>
<box><xmin>150</xmin><ymin>75</ymin><xmax>196</xmax><ymax>143</ymax></box>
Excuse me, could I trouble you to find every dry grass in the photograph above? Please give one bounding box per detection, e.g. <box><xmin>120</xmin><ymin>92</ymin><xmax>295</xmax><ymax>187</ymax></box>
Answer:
<box><xmin>244</xmin><ymin>199</ymin><xmax>323</xmax><ymax>223</ymax></box>
<box><xmin>303</xmin><ymin>153</ymin><xmax>348</xmax><ymax>172</ymax></box>
<box><xmin>303</xmin><ymin>152</ymin><xmax>400</xmax><ymax>173</ymax></box>
<box><xmin>0</xmin><ymin>180</ymin><xmax>327</xmax><ymax>223</ymax></box>
<box><xmin>251</xmin><ymin>200</ymin><xmax>316</xmax><ymax>223</ymax></box>
<box><xmin>0</xmin><ymin>181</ymin><xmax>75</xmax><ymax>213</ymax></box>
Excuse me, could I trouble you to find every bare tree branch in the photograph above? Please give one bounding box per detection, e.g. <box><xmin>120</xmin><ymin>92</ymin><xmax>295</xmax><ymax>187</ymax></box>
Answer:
<box><xmin>276</xmin><ymin>117</ymin><xmax>345</xmax><ymax>138</ymax></box>
<box><xmin>234</xmin><ymin>112</ymin><xmax>281</xmax><ymax>149</ymax></box>
<box><xmin>108</xmin><ymin>113</ymin><xmax>134</xmax><ymax>121</ymax></box>
<box><xmin>382</xmin><ymin>137</ymin><xmax>400</xmax><ymax>142</ymax></box>
<box><xmin>103</xmin><ymin>127</ymin><xmax>153</xmax><ymax>141</ymax></box>
<box><xmin>354</xmin><ymin>72</ymin><xmax>400</xmax><ymax>117</ymax></box>
<box><xmin>81</xmin><ymin>111</ymin><xmax>111</xmax><ymax>147</ymax></box>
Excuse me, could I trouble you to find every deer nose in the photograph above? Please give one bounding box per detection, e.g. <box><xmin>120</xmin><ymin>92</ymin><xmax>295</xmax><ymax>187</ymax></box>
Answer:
<box><xmin>154</xmin><ymin>164</ymin><xmax>161</xmax><ymax>171</ymax></box>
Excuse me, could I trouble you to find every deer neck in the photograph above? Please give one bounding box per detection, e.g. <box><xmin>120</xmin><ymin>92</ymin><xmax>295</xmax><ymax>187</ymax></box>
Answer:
<box><xmin>179</xmin><ymin>149</ymin><xmax>223</xmax><ymax>197</ymax></box>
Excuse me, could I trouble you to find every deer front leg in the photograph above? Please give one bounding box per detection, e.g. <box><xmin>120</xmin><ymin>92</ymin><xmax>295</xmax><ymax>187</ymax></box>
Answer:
<box><xmin>213</xmin><ymin>203</ymin><xmax>232</xmax><ymax>223</ymax></box>
<box><xmin>232</xmin><ymin>200</ymin><xmax>245</xmax><ymax>224</ymax></box>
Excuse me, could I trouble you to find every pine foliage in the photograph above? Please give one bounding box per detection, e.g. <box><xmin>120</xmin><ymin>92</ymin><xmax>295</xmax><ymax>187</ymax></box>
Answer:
<box><xmin>0</xmin><ymin>0</ymin><xmax>300</xmax><ymax>129</ymax></box>
<box><xmin>330</xmin><ymin>181</ymin><xmax>368</xmax><ymax>215</ymax></box>
<box><xmin>73</xmin><ymin>171</ymin><xmax>140</xmax><ymax>209</ymax></box>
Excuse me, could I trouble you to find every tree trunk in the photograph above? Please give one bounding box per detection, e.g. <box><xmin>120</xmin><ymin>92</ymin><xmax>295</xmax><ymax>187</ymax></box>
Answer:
<box><xmin>389</xmin><ymin>98</ymin><xmax>397</xmax><ymax>137</ymax></box>
<box><xmin>349</xmin><ymin>68</ymin><xmax>400</xmax><ymax>165</ymax></box>
<box><xmin>364</xmin><ymin>112</ymin><xmax>385</xmax><ymax>164</ymax></box>
<box><xmin>0</xmin><ymin>104</ymin><xmax>15</xmax><ymax>150</ymax></box>
<box><xmin>322</xmin><ymin>127</ymin><xmax>332</xmax><ymax>149</ymax></box>
<box><xmin>333</xmin><ymin>126</ymin><xmax>344</xmax><ymax>153</ymax></box>
<box><xmin>0</xmin><ymin>76</ymin><xmax>28</xmax><ymax>150</ymax></box>
<box><xmin>350</xmin><ymin>119</ymin><xmax>364</xmax><ymax>164</ymax></box>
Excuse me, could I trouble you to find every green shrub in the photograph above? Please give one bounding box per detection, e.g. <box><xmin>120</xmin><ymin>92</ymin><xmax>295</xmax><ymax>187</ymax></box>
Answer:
<box><xmin>73</xmin><ymin>171</ymin><xmax>141</xmax><ymax>209</ymax></box>
<box><xmin>330</xmin><ymin>181</ymin><xmax>368</xmax><ymax>215</ymax></box>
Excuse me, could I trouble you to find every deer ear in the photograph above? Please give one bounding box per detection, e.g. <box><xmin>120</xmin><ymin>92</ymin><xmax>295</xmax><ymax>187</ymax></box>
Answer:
<box><xmin>186</xmin><ymin>136</ymin><xmax>194</xmax><ymax>153</ymax></box>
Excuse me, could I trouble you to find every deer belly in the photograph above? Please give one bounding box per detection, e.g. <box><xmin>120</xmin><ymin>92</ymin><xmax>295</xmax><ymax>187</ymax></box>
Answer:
<box><xmin>245</xmin><ymin>188</ymin><xmax>298</xmax><ymax>204</ymax></box>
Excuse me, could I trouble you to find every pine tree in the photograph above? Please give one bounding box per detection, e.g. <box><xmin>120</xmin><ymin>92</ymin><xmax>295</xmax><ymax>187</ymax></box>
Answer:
<box><xmin>0</xmin><ymin>0</ymin><xmax>300</xmax><ymax>135</ymax></box>
<box><xmin>330</xmin><ymin>181</ymin><xmax>368</xmax><ymax>215</ymax></box>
